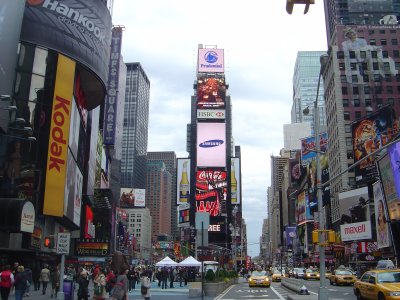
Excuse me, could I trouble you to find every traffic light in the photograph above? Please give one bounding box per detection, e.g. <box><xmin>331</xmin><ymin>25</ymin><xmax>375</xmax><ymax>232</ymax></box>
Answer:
<box><xmin>44</xmin><ymin>236</ymin><xmax>55</xmax><ymax>248</ymax></box>
<box><xmin>312</xmin><ymin>230</ymin><xmax>319</xmax><ymax>244</ymax></box>
<box><xmin>286</xmin><ymin>0</ymin><xmax>315</xmax><ymax>14</ymax></box>
<box><xmin>328</xmin><ymin>230</ymin><xmax>336</xmax><ymax>243</ymax></box>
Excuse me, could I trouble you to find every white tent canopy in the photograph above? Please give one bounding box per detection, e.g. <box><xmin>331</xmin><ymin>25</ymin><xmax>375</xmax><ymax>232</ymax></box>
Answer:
<box><xmin>178</xmin><ymin>256</ymin><xmax>201</xmax><ymax>267</ymax></box>
<box><xmin>155</xmin><ymin>256</ymin><xmax>178</xmax><ymax>267</ymax></box>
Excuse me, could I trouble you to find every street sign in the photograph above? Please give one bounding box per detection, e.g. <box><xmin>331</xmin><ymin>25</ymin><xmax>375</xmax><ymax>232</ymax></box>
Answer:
<box><xmin>57</xmin><ymin>233</ymin><xmax>71</xmax><ymax>255</ymax></box>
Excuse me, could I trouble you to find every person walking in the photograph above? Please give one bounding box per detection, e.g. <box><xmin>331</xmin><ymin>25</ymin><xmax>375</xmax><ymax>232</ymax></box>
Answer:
<box><xmin>140</xmin><ymin>271</ymin><xmax>151</xmax><ymax>300</ymax></box>
<box><xmin>14</xmin><ymin>266</ymin><xmax>27</xmax><ymax>300</ymax></box>
<box><xmin>50</xmin><ymin>266</ymin><xmax>60</xmax><ymax>298</ymax></box>
<box><xmin>160</xmin><ymin>268</ymin><xmax>168</xmax><ymax>289</ymax></box>
<box><xmin>105</xmin><ymin>268</ymin><xmax>116</xmax><ymax>297</ymax></box>
<box><xmin>169</xmin><ymin>268</ymin><xmax>175</xmax><ymax>288</ymax></box>
<box><xmin>77</xmin><ymin>271</ymin><xmax>89</xmax><ymax>300</ymax></box>
<box><xmin>23</xmin><ymin>266</ymin><xmax>32</xmax><ymax>297</ymax></box>
<box><xmin>127</xmin><ymin>267</ymin><xmax>135</xmax><ymax>292</ymax></box>
<box><xmin>111</xmin><ymin>267</ymin><xmax>128</xmax><ymax>300</ymax></box>
<box><xmin>39</xmin><ymin>265</ymin><xmax>50</xmax><ymax>295</ymax></box>
<box><xmin>0</xmin><ymin>265</ymin><xmax>14</xmax><ymax>300</ymax></box>
<box><xmin>32</xmin><ymin>265</ymin><xmax>40</xmax><ymax>292</ymax></box>
<box><xmin>93</xmin><ymin>268</ymin><xmax>107</xmax><ymax>300</ymax></box>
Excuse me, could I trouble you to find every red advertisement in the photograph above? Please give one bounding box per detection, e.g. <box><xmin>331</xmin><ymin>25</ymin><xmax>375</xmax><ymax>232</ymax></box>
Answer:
<box><xmin>195</xmin><ymin>170</ymin><xmax>227</xmax><ymax>217</ymax></box>
<box><xmin>246</xmin><ymin>256</ymin><xmax>252</xmax><ymax>269</ymax></box>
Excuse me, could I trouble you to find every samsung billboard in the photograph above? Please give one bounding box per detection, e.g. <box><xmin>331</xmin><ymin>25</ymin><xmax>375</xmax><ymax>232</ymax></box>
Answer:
<box><xmin>196</xmin><ymin>123</ymin><xmax>226</xmax><ymax>167</ymax></box>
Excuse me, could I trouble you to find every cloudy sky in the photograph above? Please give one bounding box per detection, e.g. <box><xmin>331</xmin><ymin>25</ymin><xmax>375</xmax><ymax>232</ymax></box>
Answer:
<box><xmin>112</xmin><ymin>0</ymin><xmax>327</xmax><ymax>257</ymax></box>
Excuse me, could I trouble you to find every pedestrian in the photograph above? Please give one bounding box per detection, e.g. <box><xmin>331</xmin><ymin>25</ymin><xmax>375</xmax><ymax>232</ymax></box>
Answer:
<box><xmin>32</xmin><ymin>265</ymin><xmax>40</xmax><ymax>292</ymax></box>
<box><xmin>160</xmin><ymin>268</ymin><xmax>168</xmax><ymax>289</ymax></box>
<box><xmin>39</xmin><ymin>265</ymin><xmax>50</xmax><ymax>295</ymax></box>
<box><xmin>169</xmin><ymin>268</ymin><xmax>175</xmax><ymax>288</ymax></box>
<box><xmin>50</xmin><ymin>266</ymin><xmax>60</xmax><ymax>298</ymax></box>
<box><xmin>93</xmin><ymin>268</ymin><xmax>107</xmax><ymax>300</ymax></box>
<box><xmin>105</xmin><ymin>268</ymin><xmax>116</xmax><ymax>297</ymax></box>
<box><xmin>111</xmin><ymin>267</ymin><xmax>128</xmax><ymax>300</ymax></box>
<box><xmin>77</xmin><ymin>271</ymin><xmax>89</xmax><ymax>300</ymax></box>
<box><xmin>23</xmin><ymin>266</ymin><xmax>32</xmax><ymax>297</ymax></box>
<box><xmin>127</xmin><ymin>267</ymin><xmax>135</xmax><ymax>292</ymax></box>
<box><xmin>140</xmin><ymin>271</ymin><xmax>151</xmax><ymax>300</ymax></box>
<box><xmin>0</xmin><ymin>265</ymin><xmax>15</xmax><ymax>300</ymax></box>
<box><xmin>14</xmin><ymin>266</ymin><xmax>27</xmax><ymax>300</ymax></box>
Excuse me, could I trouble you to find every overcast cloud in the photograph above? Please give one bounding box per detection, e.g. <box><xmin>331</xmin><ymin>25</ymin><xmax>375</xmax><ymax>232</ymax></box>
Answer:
<box><xmin>112</xmin><ymin>0</ymin><xmax>327</xmax><ymax>257</ymax></box>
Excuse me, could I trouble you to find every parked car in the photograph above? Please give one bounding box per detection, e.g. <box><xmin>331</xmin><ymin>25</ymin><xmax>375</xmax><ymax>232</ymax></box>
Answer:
<box><xmin>293</xmin><ymin>268</ymin><xmax>305</xmax><ymax>279</ymax></box>
<box><xmin>354</xmin><ymin>268</ymin><xmax>400</xmax><ymax>300</ymax></box>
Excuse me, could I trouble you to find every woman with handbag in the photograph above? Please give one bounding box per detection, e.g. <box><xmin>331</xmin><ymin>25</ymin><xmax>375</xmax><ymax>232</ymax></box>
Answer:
<box><xmin>111</xmin><ymin>268</ymin><xmax>128</xmax><ymax>300</ymax></box>
<box><xmin>140</xmin><ymin>271</ymin><xmax>151</xmax><ymax>300</ymax></box>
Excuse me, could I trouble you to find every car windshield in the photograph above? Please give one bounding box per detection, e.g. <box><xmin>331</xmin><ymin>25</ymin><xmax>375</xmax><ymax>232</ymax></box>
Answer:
<box><xmin>377</xmin><ymin>272</ymin><xmax>400</xmax><ymax>283</ymax></box>
<box><xmin>306</xmin><ymin>269</ymin><xmax>318</xmax><ymax>273</ymax></box>
<box><xmin>273</xmin><ymin>270</ymin><xmax>283</xmax><ymax>274</ymax></box>
<box><xmin>336</xmin><ymin>270</ymin><xmax>353</xmax><ymax>275</ymax></box>
<box><xmin>251</xmin><ymin>271</ymin><xmax>266</xmax><ymax>276</ymax></box>
<box><xmin>294</xmin><ymin>268</ymin><xmax>304</xmax><ymax>273</ymax></box>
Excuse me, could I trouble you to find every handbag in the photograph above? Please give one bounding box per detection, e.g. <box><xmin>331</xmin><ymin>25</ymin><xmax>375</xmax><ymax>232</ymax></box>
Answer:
<box><xmin>111</xmin><ymin>281</ymin><xmax>125</xmax><ymax>300</ymax></box>
<box><xmin>140</xmin><ymin>285</ymin><xmax>148</xmax><ymax>295</ymax></box>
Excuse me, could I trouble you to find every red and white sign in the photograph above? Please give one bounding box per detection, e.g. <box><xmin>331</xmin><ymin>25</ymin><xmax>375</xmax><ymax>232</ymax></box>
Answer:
<box><xmin>357</xmin><ymin>242</ymin><xmax>378</xmax><ymax>253</ymax></box>
<box><xmin>340</xmin><ymin>221</ymin><xmax>372</xmax><ymax>242</ymax></box>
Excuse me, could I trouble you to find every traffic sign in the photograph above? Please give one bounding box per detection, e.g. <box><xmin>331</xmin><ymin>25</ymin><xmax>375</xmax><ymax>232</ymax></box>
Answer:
<box><xmin>56</xmin><ymin>232</ymin><xmax>70</xmax><ymax>255</ymax></box>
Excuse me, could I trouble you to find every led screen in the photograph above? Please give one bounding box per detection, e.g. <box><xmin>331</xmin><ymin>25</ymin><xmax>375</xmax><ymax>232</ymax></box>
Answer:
<box><xmin>177</xmin><ymin>158</ymin><xmax>191</xmax><ymax>205</ymax></box>
<box><xmin>196</xmin><ymin>77</ymin><xmax>226</xmax><ymax>109</ymax></box>
<box><xmin>197</xmin><ymin>123</ymin><xmax>226</xmax><ymax>167</ymax></box>
<box><xmin>198</xmin><ymin>48</ymin><xmax>224</xmax><ymax>73</ymax></box>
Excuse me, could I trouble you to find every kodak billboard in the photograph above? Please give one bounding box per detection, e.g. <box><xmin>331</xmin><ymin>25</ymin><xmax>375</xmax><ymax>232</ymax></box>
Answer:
<box><xmin>43</xmin><ymin>54</ymin><xmax>76</xmax><ymax>217</ymax></box>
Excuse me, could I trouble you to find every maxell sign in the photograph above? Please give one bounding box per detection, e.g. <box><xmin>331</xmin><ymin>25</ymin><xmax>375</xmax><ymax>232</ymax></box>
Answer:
<box><xmin>340</xmin><ymin>221</ymin><xmax>372</xmax><ymax>242</ymax></box>
<box><xmin>103</xmin><ymin>27</ymin><xmax>123</xmax><ymax>145</ymax></box>
<box><xmin>197</xmin><ymin>109</ymin><xmax>225</xmax><ymax>120</ymax></box>
<box><xmin>198</xmin><ymin>48</ymin><xmax>224</xmax><ymax>73</ymax></box>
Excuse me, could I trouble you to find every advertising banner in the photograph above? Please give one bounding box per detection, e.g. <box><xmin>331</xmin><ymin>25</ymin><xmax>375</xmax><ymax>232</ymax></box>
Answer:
<box><xmin>208</xmin><ymin>216</ymin><xmax>227</xmax><ymax>244</ymax></box>
<box><xmin>297</xmin><ymin>191</ymin><xmax>311</xmax><ymax>225</ymax></box>
<box><xmin>195</xmin><ymin>170</ymin><xmax>227</xmax><ymax>217</ymax></box>
<box><xmin>178</xmin><ymin>203</ymin><xmax>190</xmax><ymax>228</ymax></box>
<box><xmin>300</xmin><ymin>132</ymin><xmax>328</xmax><ymax>165</ymax></box>
<box><xmin>352</xmin><ymin>106</ymin><xmax>399</xmax><ymax>183</ymax></box>
<box><xmin>43</xmin><ymin>54</ymin><xmax>75</xmax><ymax>217</ymax></box>
<box><xmin>377</xmin><ymin>152</ymin><xmax>400</xmax><ymax>220</ymax></box>
<box><xmin>177</xmin><ymin>158</ymin><xmax>190</xmax><ymax>205</ymax></box>
<box><xmin>289</xmin><ymin>158</ymin><xmax>306</xmax><ymax>186</ymax></box>
<box><xmin>231</xmin><ymin>158</ymin><xmax>241</xmax><ymax>204</ymax></box>
<box><xmin>197</xmin><ymin>109</ymin><xmax>225</xmax><ymax>120</ymax></box>
<box><xmin>75</xmin><ymin>239</ymin><xmax>110</xmax><ymax>256</ymax></box>
<box><xmin>103</xmin><ymin>27</ymin><xmax>123</xmax><ymax>145</ymax></box>
<box><xmin>197</xmin><ymin>123</ymin><xmax>226</xmax><ymax>167</ymax></box>
<box><xmin>286</xmin><ymin>226</ymin><xmax>296</xmax><ymax>247</ymax></box>
<box><xmin>340</xmin><ymin>221</ymin><xmax>372</xmax><ymax>242</ymax></box>
<box><xmin>337</xmin><ymin>25</ymin><xmax>398</xmax><ymax>84</ymax></box>
<box><xmin>84</xmin><ymin>205</ymin><xmax>94</xmax><ymax>238</ymax></box>
<box><xmin>120</xmin><ymin>188</ymin><xmax>146</xmax><ymax>208</ymax></box>
<box><xmin>373</xmin><ymin>180</ymin><xmax>391</xmax><ymax>248</ymax></box>
<box><xmin>64</xmin><ymin>150</ymin><xmax>83</xmax><ymax>226</ymax></box>
<box><xmin>196</xmin><ymin>77</ymin><xmax>226</xmax><ymax>109</ymax></box>
<box><xmin>198</xmin><ymin>48</ymin><xmax>224</xmax><ymax>73</ymax></box>
<box><xmin>21</xmin><ymin>0</ymin><xmax>112</xmax><ymax>86</ymax></box>
<box><xmin>338</xmin><ymin>187</ymin><xmax>370</xmax><ymax>225</ymax></box>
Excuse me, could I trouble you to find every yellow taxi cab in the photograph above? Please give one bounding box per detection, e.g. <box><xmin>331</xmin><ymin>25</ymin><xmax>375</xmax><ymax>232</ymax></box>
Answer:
<box><xmin>304</xmin><ymin>268</ymin><xmax>320</xmax><ymax>280</ymax></box>
<box><xmin>248</xmin><ymin>270</ymin><xmax>270</xmax><ymax>287</ymax></box>
<box><xmin>271</xmin><ymin>270</ymin><xmax>285</xmax><ymax>282</ymax></box>
<box><xmin>354</xmin><ymin>269</ymin><xmax>400</xmax><ymax>300</ymax></box>
<box><xmin>325</xmin><ymin>271</ymin><xmax>333</xmax><ymax>279</ymax></box>
<box><xmin>330</xmin><ymin>269</ymin><xmax>357</xmax><ymax>286</ymax></box>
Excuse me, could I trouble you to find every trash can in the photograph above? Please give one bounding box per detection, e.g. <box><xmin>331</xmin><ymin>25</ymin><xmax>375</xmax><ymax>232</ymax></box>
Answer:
<box><xmin>63</xmin><ymin>279</ymin><xmax>74</xmax><ymax>300</ymax></box>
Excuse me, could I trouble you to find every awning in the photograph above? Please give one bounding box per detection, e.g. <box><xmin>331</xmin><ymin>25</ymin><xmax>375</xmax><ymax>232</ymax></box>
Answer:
<box><xmin>0</xmin><ymin>198</ymin><xmax>35</xmax><ymax>233</ymax></box>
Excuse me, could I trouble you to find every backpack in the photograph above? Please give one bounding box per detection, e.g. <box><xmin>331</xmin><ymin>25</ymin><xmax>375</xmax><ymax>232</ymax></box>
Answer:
<box><xmin>0</xmin><ymin>271</ymin><xmax>12</xmax><ymax>288</ymax></box>
<box><xmin>105</xmin><ymin>276</ymin><xmax>116</xmax><ymax>293</ymax></box>
<box><xmin>111</xmin><ymin>280</ymin><xmax>125</xmax><ymax>300</ymax></box>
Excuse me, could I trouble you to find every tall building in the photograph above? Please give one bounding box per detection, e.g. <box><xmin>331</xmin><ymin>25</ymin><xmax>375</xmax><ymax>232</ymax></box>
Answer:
<box><xmin>125</xmin><ymin>208</ymin><xmax>152</xmax><ymax>260</ymax></box>
<box><xmin>146</xmin><ymin>161</ymin><xmax>172</xmax><ymax>242</ymax></box>
<box><xmin>323</xmin><ymin>0</ymin><xmax>400</xmax><ymax>45</ymax></box>
<box><xmin>291</xmin><ymin>51</ymin><xmax>327</xmax><ymax>133</ymax></box>
<box><xmin>147</xmin><ymin>151</ymin><xmax>178</xmax><ymax>239</ymax></box>
<box><xmin>121</xmin><ymin>63</ymin><xmax>150</xmax><ymax>189</ymax></box>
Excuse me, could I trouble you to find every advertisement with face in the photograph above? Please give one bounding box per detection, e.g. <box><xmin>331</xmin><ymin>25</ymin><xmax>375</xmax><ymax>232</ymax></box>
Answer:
<box><xmin>195</xmin><ymin>170</ymin><xmax>227</xmax><ymax>217</ymax></box>
<box><xmin>64</xmin><ymin>149</ymin><xmax>82</xmax><ymax>226</ymax></box>
<box><xmin>337</xmin><ymin>25</ymin><xmax>398</xmax><ymax>84</ymax></box>
<box><xmin>197</xmin><ymin>123</ymin><xmax>226</xmax><ymax>167</ymax></box>
<box><xmin>388</xmin><ymin>140</ymin><xmax>400</xmax><ymax>202</ymax></box>
<box><xmin>196</xmin><ymin>77</ymin><xmax>226</xmax><ymax>109</ymax></box>
<box><xmin>297</xmin><ymin>191</ymin><xmax>306</xmax><ymax>224</ymax></box>
<box><xmin>378</xmin><ymin>153</ymin><xmax>400</xmax><ymax>220</ymax></box>
<box><xmin>198</xmin><ymin>48</ymin><xmax>224</xmax><ymax>73</ymax></box>
<box><xmin>352</xmin><ymin>107</ymin><xmax>399</xmax><ymax>183</ymax></box>
<box><xmin>177</xmin><ymin>158</ymin><xmax>191</xmax><ymax>205</ymax></box>
<box><xmin>338</xmin><ymin>187</ymin><xmax>370</xmax><ymax>225</ymax></box>
<box><xmin>373</xmin><ymin>181</ymin><xmax>391</xmax><ymax>248</ymax></box>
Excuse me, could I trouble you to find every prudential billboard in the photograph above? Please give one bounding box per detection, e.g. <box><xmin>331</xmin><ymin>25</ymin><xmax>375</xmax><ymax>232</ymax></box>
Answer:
<box><xmin>197</xmin><ymin>123</ymin><xmax>226</xmax><ymax>167</ymax></box>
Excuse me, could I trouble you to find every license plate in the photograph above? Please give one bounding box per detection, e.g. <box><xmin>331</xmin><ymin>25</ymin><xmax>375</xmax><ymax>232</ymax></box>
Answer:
<box><xmin>257</xmin><ymin>280</ymin><xmax>262</xmax><ymax>284</ymax></box>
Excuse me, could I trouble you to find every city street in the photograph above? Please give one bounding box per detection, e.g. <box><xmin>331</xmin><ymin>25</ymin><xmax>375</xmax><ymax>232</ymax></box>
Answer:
<box><xmin>294</xmin><ymin>278</ymin><xmax>355</xmax><ymax>300</ymax></box>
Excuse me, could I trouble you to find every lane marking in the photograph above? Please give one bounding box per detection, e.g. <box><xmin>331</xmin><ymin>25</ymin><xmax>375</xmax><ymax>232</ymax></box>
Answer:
<box><xmin>270</xmin><ymin>285</ymin><xmax>286</xmax><ymax>300</ymax></box>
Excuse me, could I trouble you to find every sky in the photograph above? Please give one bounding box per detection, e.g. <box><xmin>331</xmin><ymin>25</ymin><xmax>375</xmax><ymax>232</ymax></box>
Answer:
<box><xmin>112</xmin><ymin>0</ymin><xmax>328</xmax><ymax>257</ymax></box>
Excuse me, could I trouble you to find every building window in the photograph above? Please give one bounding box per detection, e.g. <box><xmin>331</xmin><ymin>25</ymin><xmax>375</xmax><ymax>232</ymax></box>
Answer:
<box><xmin>346</xmin><ymin>137</ymin><xmax>352</xmax><ymax>146</ymax></box>
<box><xmin>363</xmin><ymin>74</ymin><xmax>369</xmax><ymax>83</ymax></box>
<box><xmin>385</xmin><ymin>74</ymin><xmax>392</xmax><ymax>82</ymax></box>
<box><xmin>388</xmin><ymin>98</ymin><xmax>394</xmax><ymax>106</ymax></box>
<box><xmin>394</xmin><ymin>50</ymin><xmax>400</xmax><ymax>58</ymax></box>
<box><xmin>372</xmin><ymin>51</ymin><xmax>378</xmax><ymax>58</ymax></box>
<box><xmin>342</xmin><ymin>87</ymin><xmax>348</xmax><ymax>95</ymax></box>
<box><xmin>387</xmin><ymin>86</ymin><xmax>393</xmax><ymax>94</ymax></box>
<box><xmin>353</xmin><ymin>99</ymin><xmax>360</xmax><ymax>107</ymax></box>
<box><xmin>376</xmin><ymin>98</ymin><xmax>383</xmax><ymax>106</ymax></box>
<box><xmin>339</xmin><ymin>63</ymin><xmax>345</xmax><ymax>70</ymax></box>
<box><xmin>373</xmin><ymin>62</ymin><xmax>379</xmax><ymax>70</ymax></box>
<box><xmin>365</xmin><ymin>99</ymin><xmax>372</xmax><ymax>107</ymax></box>
<box><xmin>370</xmin><ymin>39</ymin><xmax>376</xmax><ymax>45</ymax></box>
<box><xmin>353</xmin><ymin>86</ymin><xmax>359</xmax><ymax>94</ymax></box>
<box><xmin>345</xmin><ymin>124</ymin><xmax>351</xmax><ymax>133</ymax></box>
<box><xmin>343</xmin><ymin>99</ymin><xmax>349</xmax><ymax>107</ymax></box>
<box><xmin>337</xmin><ymin>51</ymin><xmax>344</xmax><ymax>59</ymax></box>
<box><xmin>374</xmin><ymin>74</ymin><xmax>381</xmax><ymax>82</ymax></box>
<box><xmin>392</xmin><ymin>39</ymin><xmax>399</xmax><ymax>45</ymax></box>
<box><xmin>341</xmin><ymin>75</ymin><xmax>347</xmax><ymax>83</ymax></box>
<box><xmin>350</xmin><ymin>51</ymin><xmax>356</xmax><ymax>59</ymax></box>
<box><xmin>347</xmin><ymin>151</ymin><xmax>353</xmax><ymax>159</ymax></box>
<box><xmin>348</xmin><ymin>177</ymin><xmax>356</xmax><ymax>187</ymax></box>
<box><xmin>355</xmin><ymin>111</ymin><xmax>361</xmax><ymax>120</ymax></box>
<box><xmin>380</xmin><ymin>39</ymin><xmax>387</xmax><ymax>46</ymax></box>
<box><xmin>344</xmin><ymin>112</ymin><xmax>350</xmax><ymax>120</ymax></box>
<box><xmin>383</xmin><ymin>51</ymin><xmax>389</xmax><ymax>58</ymax></box>
<box><xmin>360</xmin><ymin>51</ymin><xmax>366</xmax><ymax>59</ymax></box>
<box><xmin>352</xmin><ymin>75</ymin><xmax>358</xmax><ymax>83</ymax></box>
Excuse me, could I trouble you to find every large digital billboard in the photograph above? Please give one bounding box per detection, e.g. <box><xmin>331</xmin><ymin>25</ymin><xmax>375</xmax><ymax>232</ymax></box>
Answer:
<box><xmin>195</xmin><ymin>170</ymin><xmax>227</xmax><ymax>217</ymax></box>
<box><xmin>352</xmin><ymin>106</ymin><xmax>399</xmax><ymax>183</ymax></box>
<box><xmin>197</xmin><ymin>123</ymin><xmax>226</xmax><ymax>167</ymax></box>
<box><xmin>300</xmin><ymin>132</ymin><xmax>328</xmax><ymax>165</ymax></box>
<box><xmin>196</xmin><ymin>77</ymin><xmax>226</xmax><ymax>109</ymax></box>
<box><xmin>64</xmin><ymin>149</ymin><xmax>83</xmax><ymax>226</ymax></box>
<box><xmin>198</xmin><ymin>48</ymin><xmax>224</xmax><ymax>73</ymax></box>
<box><xmin>178</xmin><ymin>203</ymin><xmax>190</xmax><ymax>228</ymax></box>
<box><xmin>296</xmin><ymin>191</ymin><xmax>312</xmax><ymax>225</ymax></box>
<box><xmin>177</xmin><ymin>158</ymin><xmax>191</xmax><ymax>205</ymax></box>
<box><xmin>373</xmin><ymin>181</ymin><xmax>391</xmax><ymax>249</ymax></box>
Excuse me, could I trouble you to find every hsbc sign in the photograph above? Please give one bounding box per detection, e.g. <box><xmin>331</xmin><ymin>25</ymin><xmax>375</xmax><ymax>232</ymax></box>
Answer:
<box><xmin>197</xmin><ymin>109</ymin><xmax>225</xmax><ymax>119</ymax></box>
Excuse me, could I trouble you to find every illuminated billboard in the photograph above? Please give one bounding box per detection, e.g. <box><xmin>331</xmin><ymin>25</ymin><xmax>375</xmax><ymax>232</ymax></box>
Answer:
<box><xmin>231</xmin><ymin>158</ymin><xmax>241</xmax><ymax>204</ymax></box>
<box><xmin>300</xmin><ymin>132</ymin><xmax>328</xmax><ymax>165</ymax></box>
<box><xmin>372</xmin><ymin>181</ymin><xmax>391</xmax><ymax>248</ymax></box>
<box><xmin>197</xmin><ymin>123</ymin><xmax>226</xmax><ymax>167</ymax></box>
<box><xmin>120</xmin><ymin>188</ymin><xmax>146</xmax><ymax>208</ymax></box>
<box><xmin>64</xmin><ymin>150</ymin><xmax>83</xmax><ymax>226</ymax></box>
<box><xmin>177</xmin><ymin>158</ymin><xmax>191</xmax><ymax>205</ymax></box>
<box><xmin>338</xmin><ymin>187</ymin><xmax>370</xmax><ymax>227</ymax></box>
<box><xmin>198</xmin><ymin>48</ymin><xmax>224</xmax><ymax>73</ymax></box>
<box><xmin>195</xmin><ymin>170</ymin><xmax>227</xmax><ymax>217</ymax></box>
<box><xmin>178</xmin><ymin>203</ymin><xmax>190</xmax><ymax>228</ymax></box>
<box><xmin>352</xmin><ymin>106</ymin><xmax>399</xmax><ymax>183</ymax></box>
<box><xmin>296</xmin><ymin>191</ymin><xmax>312</xmax><ymax>225</ymax></box>
<box><xmin>196</xmin><ymin>77</ymin><xmax>226</xmax><ymax>109</ymax></box>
